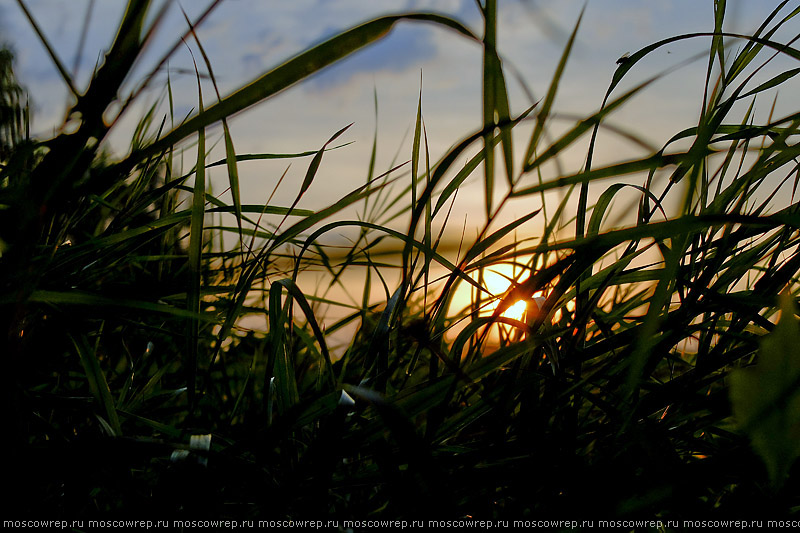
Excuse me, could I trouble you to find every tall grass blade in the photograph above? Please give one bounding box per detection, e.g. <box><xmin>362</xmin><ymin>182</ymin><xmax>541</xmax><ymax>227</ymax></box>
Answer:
<box><xmin>182</xmin><ymin>6</ymin><xmax>244</xmax><ymax>246</ymax></box>
<box><xmin>522</xmin><ymin>5</ymin><xmax>584</xmax><ymax>168</ymax></box>
<box><xmin>70</xmin><ymin>333</ymin><xmax>122</xmax><ymax>436</ymax></box>
<box><xmin>15</xmin><ymin>0</ymin><xmax>79</xmax><ymax>98</ymax></box>
<box><xmin>186</xmin><ymin>54</ymin><xmax>206</xmax><ymax>417</ymax></box>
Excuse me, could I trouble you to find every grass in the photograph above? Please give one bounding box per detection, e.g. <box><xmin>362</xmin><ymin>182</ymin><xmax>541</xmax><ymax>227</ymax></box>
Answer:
<box><xmin>3</xmin><ymin>0</ymin><xmax>800</xmax><ymax>521</ymax></box>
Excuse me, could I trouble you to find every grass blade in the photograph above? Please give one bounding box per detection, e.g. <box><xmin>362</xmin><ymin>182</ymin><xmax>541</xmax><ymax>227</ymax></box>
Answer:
<box><xmin>125</xmin><ymin>13</ymin><xmax>478</xmax><ymax>166</ymax></box>
<box><xmin>70</xmin><ymin>333</ymin><xmax>122</xmax><ymax>436</ymax></box>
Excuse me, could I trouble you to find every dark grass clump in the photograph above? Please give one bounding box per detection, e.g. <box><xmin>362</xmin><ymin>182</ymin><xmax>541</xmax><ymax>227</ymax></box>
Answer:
<box><xmin>3</xmin><ymin>0</ymin><xmax>800</xmax><ymax>521</ymax></box>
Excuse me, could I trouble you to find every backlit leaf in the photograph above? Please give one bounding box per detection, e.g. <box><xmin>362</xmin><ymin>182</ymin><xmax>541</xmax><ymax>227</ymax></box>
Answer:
<box><xmin>730</xmin><ymin>293</ymin><xmax>800</xmax><ymax>488</ymax></box>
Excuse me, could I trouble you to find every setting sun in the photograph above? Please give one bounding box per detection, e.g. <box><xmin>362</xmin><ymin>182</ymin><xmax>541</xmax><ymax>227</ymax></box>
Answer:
<box><xmin>480</xmin><ymin>267</ymin><xmax>528</xmax><ymax>321</ymax></box>
<box><xmin>504</xmin><ymin>299</ymin><xmax>528</xmax><ymax>322</ymax></box>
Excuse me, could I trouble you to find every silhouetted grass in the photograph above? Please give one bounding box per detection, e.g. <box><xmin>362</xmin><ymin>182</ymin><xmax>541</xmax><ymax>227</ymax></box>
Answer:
<box><xmin>2</xmin><ymin>0</ymin><xmax>800</xmax><ymax>521</ymax></box>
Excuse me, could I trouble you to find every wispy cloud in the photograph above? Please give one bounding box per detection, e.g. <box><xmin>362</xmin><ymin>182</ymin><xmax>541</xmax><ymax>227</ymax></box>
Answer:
<box><xmin>307</xmin><ymin>24</ymin><xmax>437</xmax><ymax>90</ymax></box>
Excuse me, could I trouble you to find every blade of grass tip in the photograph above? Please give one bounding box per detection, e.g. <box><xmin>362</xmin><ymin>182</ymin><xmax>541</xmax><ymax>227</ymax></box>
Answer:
<box><xmin>70</xmin><ymin>333</ymin><xmax>122</xmax><ymax>436</ymax></box>
<box><xmin>517</xmin><ymin>150</ymin><xmax>694</xmax><ymax>198</ymax></box>
<box><xmin>711</xmin><ymin>0</ymin><xmax>727</xmax><ymax>95</ymax></box>
<box><xmin>15</xmin><ymin>0</ymin><xmax>79</xmax><ymax>98</ymax></box>
<box><xmin>689</xmin><ymin>7</ymin><xmax>727</xmax><ymax>207</ymax></box>
<box><xmin>274</xmin><ymin>122</ymin><xmax>354</xmax><ymax>237</ymax></box>
<box><xmin>363</xmin><ymin>85</ymin><xmax>379</xmax><ymax>218</ymax></box>
<box><xmin>207</xmin><ymin>204</ymin><xmax>314</xmax><ymax>217</ymax></box>
<box><xmin>496</xmin><ymin>56</ymin><xmax>514</xmax><ymax>188</ymax></box>
<box><xmin>406</xmin><ymin>111</ymin><xmax>531</xmax><ymax>278</ymax></box>
<box><xmin>247</xmin><ymin>164</ymin><xmax>291</xmax><ymax>260</ymax></box>
<box><xmin>409</xmin><ymin>74</ymin><xmax>427</xmax><ymax>295</ymax></box>
<box><xmin>204</xmin><ymin>144</ymin><xmax>354</xmax><ymax>168</ymax></box>
<box><xmin>464</xmin><ymin>209</ymin><xmax>542</xmax><ymax>265</ymax></box>
<box><xmin>482</xmin><ymin>0</ymin><xmax>514</xmax><ymax>189</ymax></box>
<box><xmin>240</xmin><ymin>122</ymin><xmax>356</xmax><ymax>296</ymax></box>
<box><xmin>361</xmin><ymin>255</ymin><xmax>373</xmax><ymax>340</ymax></box>
<box><xmin>429</xmin><ymin>190</ymin><xmax>463</xmax><ymax>320</ymax></box>
<box><xmin>523</xmin><ymin>4</ymin><xmax>584</xmax><ymax>168</ymax></box>
<box><xmin>72</xmin><ymin>0</ymin><xmax>95</xmax><ymax>77</ymax></box>
<box><xmin>181</xmin><ymin>6</ymin><xmax>244</xmax><ymax>249</ymax></box>
<box><xmin>739</xmin><ymin>67</ymin><xmax>800</xmax><ymax>101</ymax></box>
<box><xmin>123</xmin><ymin>0</ymin><xmax>224</xmax><ymax>112</ymax></box>
<box><xmin>301</xmin><ymin>123</ymin><xmax>354</xmax><ymax>198</ymax></box>
<box><xmin>367</xmin><ymin>123</ymin><xmax>413</xmax><ymax>223</ymax></box>
<box><xmin>167</xmin><ymin>65</ymin><xmax>174</xmax><ymax>131</ymax></box>
<box><xmin>412</xmin><ymin>74</ymin><xmax>422</xmax><ymax>218</ymax></box>
<box><xmin>725</xmin><ymin>0</ymin><xmax>797</xmax><ymax>83</ymax></box>
<box><xmin>433</xmin><ymin>126</ymin><xmax>503</xmax><ymax>216</ymax></box>
<box><xmin>423</xmin><ymin>119</ymin><xmax>433</xmax><ymax>308</ymax></box>
<box><xmin>186</xmin><ymin>49</ymin><xmax>206</xmax><ymax>419</ymax></box>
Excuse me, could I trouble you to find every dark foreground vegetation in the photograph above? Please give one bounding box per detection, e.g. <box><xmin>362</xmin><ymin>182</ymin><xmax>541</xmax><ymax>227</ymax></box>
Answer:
<box><xmin>3</xmin><ymin>0</ymin><xmax>800</xmax><ymax>522</ymax></box>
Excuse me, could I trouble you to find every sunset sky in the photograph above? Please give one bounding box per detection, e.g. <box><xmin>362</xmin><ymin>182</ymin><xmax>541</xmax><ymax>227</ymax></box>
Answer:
<box><xmin>2</xmin><ymin>1</ymin><xmax>796</xmax><ymax>228</ymax></box>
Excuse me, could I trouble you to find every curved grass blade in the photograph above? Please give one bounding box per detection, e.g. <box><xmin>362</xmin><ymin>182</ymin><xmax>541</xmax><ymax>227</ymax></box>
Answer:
<box><xmin>212</xmin><ymin>168</ymin><xmax>405</xmax><ymax>370</ymax></box>
<box><xmin>587</xmin><ymin>183</ymin><xmax>665</xmax><ymax>237</ymax></box>
<box><xmin>273</xmin><ymin>278</ymin><xmax>334</xmax><ymax>385</ymax></box>
<box><xmin>125</xmin><ymin>13</ymin><xmax>479</xmax><ymax>166</ymax></box>
<box><xmin>515</xmin><ymin>151</ymin><xmax>694</xmax><ymax>197</ymax></box>
<box><xmin>290</xmin><ymin>220</ymin><xmax>483</xmax><ymax>295</ymax></box>
<box><xmin>205</xmin><ymin>145</ymin><xmax>352</xmax><ymax>168</ymax></box>
<box><xmin>463</xmin><ymin>208</ymin><xmax>541</xmax><ymax>265</ymax></box>
<box><xmin>207</xmin><ymin>205</ymin><xmax>314</xmax><ymax>216</ymax></box>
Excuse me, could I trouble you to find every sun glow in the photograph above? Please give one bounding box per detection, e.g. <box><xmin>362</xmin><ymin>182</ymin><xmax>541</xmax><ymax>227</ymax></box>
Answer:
<box><xmin>504</xmin><ymin>299</ymin><xmax>528</xmax><ymax>321</ymax></box>
<box><xmin>481</xmin><ymin>265</ymin><xmax>548</xmax><ymax>323</ymax></box>
<box><xmin>479</xmin><ymin>266</ymin><xmax>527</xmax><ymax>321</ymax></box>
<box><xmin>446</xmin><ymin>255</ymin><xmax>564</xmax><ymax>346</ymax></box>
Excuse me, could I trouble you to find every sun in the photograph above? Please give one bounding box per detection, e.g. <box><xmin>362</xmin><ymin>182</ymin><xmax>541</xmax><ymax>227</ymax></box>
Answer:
<box><xmin>479</xmin><ymin>266</ymin><xmax>528</xmax><ymax>321</ymax></box>
<box><xmin>446</xmin><ymin>257</ymin><xmax>551</xmax><ymax>344</ymax></box>
<box><xmin>504</xmin><ymin>299</ymin><xmax>528</xmax><ymax>321</ymax></box>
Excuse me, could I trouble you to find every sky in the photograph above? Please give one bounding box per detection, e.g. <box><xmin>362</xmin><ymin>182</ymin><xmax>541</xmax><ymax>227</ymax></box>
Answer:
<box><xmin>1</xmin><ymin>0</ymin><xmax>797</xmax><ymax>233</ymax></box>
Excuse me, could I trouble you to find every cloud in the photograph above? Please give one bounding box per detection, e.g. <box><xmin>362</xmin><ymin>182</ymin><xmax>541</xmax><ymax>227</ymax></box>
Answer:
<box><xmin>306</xmin><ymin>24</ymin><xmax>437</xmax><ymax>90</ymax></box>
